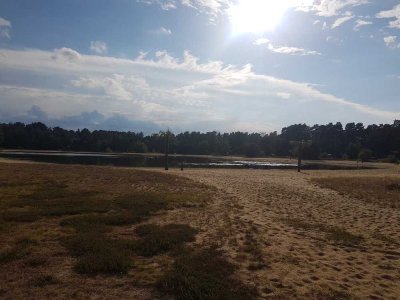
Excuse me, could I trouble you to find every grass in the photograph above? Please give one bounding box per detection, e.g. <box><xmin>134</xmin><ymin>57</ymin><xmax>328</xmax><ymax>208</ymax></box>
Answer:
<box><xmin>59</xmin><ymin>193</ymin><xmax>199</xmax><ymax>275</ymax></box>
<box><xmin>157</xmin><ymin>247</ymin><xmax>258</xmax><ymax>300</ymax></box>
<box><xmin>312</xmin><ymin>176</ymin><xmax>400</xmax><ymax>209</ymax></box>
<box><xmin>0</xmin><ymin>163</ymin><xmax>212</xmax><ymax>278</ymax></box>
<box><xmin>31</xmin><ymin>275</ymin><xmax>57</xmax><ymax>288</ymax></box>
<box><xmin>282</xmin><ymin>218</ymin><xmax>364</xmax><ymax>246</ymax></box>
<box><xmin>63</xmin><ymin>231</ymin><xmax>133</xmax><ymax>275</ymax></box>
<box><xmin>281</xmin><ymin>218</ymin><xmax>328</xmax><ymax>232</ymax></box>
<box><xmin>325</xmin><ymin>228</ymin><xmax>364</xmax><ymax>246</ymax></box>
<box><xmin>132</xmin><ymin>224</ymin><xmax>197</xmax><ymax>257</ymax></box>
<box><xmin>62</xmin><ymin>223</ymin><xmax>198</xmax><ymax>275</ymax></box>
<box><xmin>373</xmin><ymin>232</ymin><xmax>399</xmax><ymax>245</ymax></box>
<box><xmin>305</xmin><ymin>287</ymin><xmax>353</xmax><ymax>300</ymax></box>
<box><xmin>0</xmin><ymin>237</ymin><xmax>37</xmax><ymax>264</ymax></box>
<box><xmin>2</xmin><ymin>208</ymin><xmax>42</xmax><ymax>222</ymax></box>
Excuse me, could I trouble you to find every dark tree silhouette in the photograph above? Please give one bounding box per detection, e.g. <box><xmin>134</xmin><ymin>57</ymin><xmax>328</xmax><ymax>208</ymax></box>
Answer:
<box><xmin>0</xmin><ymin>120</ymin><xmax>400</xmax><ymax>160</ymax></box>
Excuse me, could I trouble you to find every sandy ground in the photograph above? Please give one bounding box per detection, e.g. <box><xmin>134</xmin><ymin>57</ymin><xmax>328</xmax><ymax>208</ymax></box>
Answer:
<box><xmin>1</xmin><ymin>158</ymin><xmax>399</xmax><ymax>299</ymax></box>
<box><xmin>149</xmin><ymin>166</ymin><xmax>400</xmax><ymax>299</ymax></box>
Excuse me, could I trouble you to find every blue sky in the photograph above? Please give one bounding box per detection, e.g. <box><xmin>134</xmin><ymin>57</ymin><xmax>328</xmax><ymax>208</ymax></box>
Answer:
<box><xmin>0</xmin><ymin>0</ymin><xmax>399</xmax><ymax>133</ymax></box>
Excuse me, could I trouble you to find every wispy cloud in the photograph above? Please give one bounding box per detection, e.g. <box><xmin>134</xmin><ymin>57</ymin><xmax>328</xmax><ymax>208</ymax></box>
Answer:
<box><xmin>137</xmin><ymin>0</ymin><xmax>177</xmax><ymax>10</ymax></box>
<box><xmin>331</xmin><ymin>13</ymin><xmax>354</xmax><ymax>29</ymax></box>
<box><xmin>377</xmin><ymin>4</ymin><xmax>400</xmax><ymax>30</ymax></box>
<box><xmin>0</xmin><ymin>17</ymin><xmax>11</xmax><ymax>39</ymax></box>
<box><xmin>90</xmin><ymin>41</ymin><xmax>108</xmax><ymax>55</ymax></box>
<box><xmin>149</xmin><ymin>26</ymin><xmax>172</xmax><ymax>35</ymax></box>
<box><xmin>383</xmin><ymin>36</ymin><xmax>399</xmax><ymax>48</ymax></box>
<box><xmin>297</xmin><ymin>0</ymin><xmax>369</xmax><ymax>17</ymax></box>
<box><xmin>353</xmin><ymin>19</ymin><xmax>372</xmax><ymax>31</ymax></box>
<box><xmin>254</xmin><ymin>38</ymin><xmax>321</xmax><ymax>56</ymax></box>
<box><xmin>0</xmin><ymin>47</ymin><xmax>397</xmax><ymax>132</ymax></box>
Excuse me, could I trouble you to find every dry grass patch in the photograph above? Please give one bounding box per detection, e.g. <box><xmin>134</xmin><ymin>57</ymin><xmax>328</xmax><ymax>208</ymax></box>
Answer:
<box><xmin>158</xmin><ymin>247</ymin><xmax>258</xmax><ymax>300</ymax></box>
<box><xmin>305</xmin><ymin>287</ymin><xmax>354</xmax><ymax>300</ymax></box>
<box><xmin>282</xmin><ymin>218</ymin><xmax>364</xmax><ymax>247</ymax></box>
<box><xmin>325</xmin><ymin>228</ymin><xmax>364</xmax><ymax>246</ymax></box>
<box><xmin>312</xmin><ymin>176</ymin><xmax>400</xmax><ymax>208</ymax></box>
<box><xmin>0</xmin><ymin>162</ymin><xmax>217</xmax><ymax>297</ymax></box>
<box><xmin>0</xmin><ymin>237</ymin><xmax>37</xmax><ymax>264</ymax></box>
<box><xmin>132</xmin><ymin>224</ymin><xmax>197</xmax><ymax>257</ymax></box>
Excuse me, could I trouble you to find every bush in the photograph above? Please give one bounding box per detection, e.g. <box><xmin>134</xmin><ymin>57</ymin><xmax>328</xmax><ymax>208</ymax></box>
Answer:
<box><xmin>63</xmin><ymin>233</ymin><xmax>131</xmax><ymax>275</ymax></box>
<box><xmin>358</xmin><ymin>148</ymin><xmax>373</xmax><ymax>162</ymax></box>
<box><xmin>158</xmin><ymin>247</ymin><xmax>258</xmax><ymax>300</ymax></box>
<box><xmin>132</xmin><ymin>224</ymin><xmax>197</xmax><ymax>257</ymax></box>
<box><xmin>74</xmin><ymin>251</ymin><xmax>131</xmax><ymax>275</ymax></box>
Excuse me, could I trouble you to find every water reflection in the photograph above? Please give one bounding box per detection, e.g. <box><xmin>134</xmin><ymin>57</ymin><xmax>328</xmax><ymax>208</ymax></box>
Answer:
<box><xmin>0</xmin><ymin>151</ymin><xmax>363</xmax><ymax>170</ymax></box>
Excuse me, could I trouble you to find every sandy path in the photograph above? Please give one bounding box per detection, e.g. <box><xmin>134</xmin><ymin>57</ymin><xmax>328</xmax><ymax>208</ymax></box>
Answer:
<box><xmin>155</xmin><ymin>168</ymin><xmax>400</xmax><ymax>299</ymax></box>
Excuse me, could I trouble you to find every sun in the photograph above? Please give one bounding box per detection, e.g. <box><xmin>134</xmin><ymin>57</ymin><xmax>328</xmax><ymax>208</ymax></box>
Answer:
<box><xmin>228</xmin><ymin>0</ymin><xmax>293</xmax><ymax>35</ymax></box>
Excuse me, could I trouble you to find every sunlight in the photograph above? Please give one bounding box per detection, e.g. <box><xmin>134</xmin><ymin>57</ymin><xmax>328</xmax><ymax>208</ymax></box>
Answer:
<box><xmin>228</xmin><ymin>0</ymin><xmax>293</xmax><ymax>35</ymax></box>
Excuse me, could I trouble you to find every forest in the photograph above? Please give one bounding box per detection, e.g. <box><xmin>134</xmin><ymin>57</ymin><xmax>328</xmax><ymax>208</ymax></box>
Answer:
<box><xmin>1</xmin><ymin>121</ymin><xmax>400</xmax><ymax>161</ymax></box>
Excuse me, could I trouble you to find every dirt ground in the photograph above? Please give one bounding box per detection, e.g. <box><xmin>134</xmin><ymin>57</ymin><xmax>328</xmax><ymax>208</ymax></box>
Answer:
<box><xmin>152</xmin><ymin>165</ymin><xmax>400</xmax><ymax>299</ymax></box>
<box><xmin>0</xmin><ymin>159</ymin><xmax>399</xmax><ymax>299</ymax></box>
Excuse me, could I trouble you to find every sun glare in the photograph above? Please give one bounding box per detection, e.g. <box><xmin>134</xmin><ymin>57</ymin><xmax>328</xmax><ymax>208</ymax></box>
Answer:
<box><xmin>229</xmin><ymin>0</ymin><xmax>293</xmax><ymax>35</ymax></box>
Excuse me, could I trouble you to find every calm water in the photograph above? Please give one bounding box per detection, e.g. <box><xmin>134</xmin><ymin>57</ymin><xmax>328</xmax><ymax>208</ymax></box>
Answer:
<box><xmin>0</xmin><ymin>151</ymin><xmax>362</xmax><ymax>170</ymax></box>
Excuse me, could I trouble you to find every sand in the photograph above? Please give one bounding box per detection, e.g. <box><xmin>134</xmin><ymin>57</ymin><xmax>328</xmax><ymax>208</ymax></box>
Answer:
<box><xmin>150</xmin><ymin>166</ymin><xmax>400</xmax><ymax>299</ymax></box>
<box><xmin>1</xmin><ymin>158</ymin><xmax>399</xmax><ymax>299</ymax></box>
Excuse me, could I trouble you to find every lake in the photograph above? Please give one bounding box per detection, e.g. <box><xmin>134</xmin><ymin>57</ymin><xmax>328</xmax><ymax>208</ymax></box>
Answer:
<box><xmin>0</xmin><ymin>150</ymin><xmax>363</xmax><ymax>170</ymax></box>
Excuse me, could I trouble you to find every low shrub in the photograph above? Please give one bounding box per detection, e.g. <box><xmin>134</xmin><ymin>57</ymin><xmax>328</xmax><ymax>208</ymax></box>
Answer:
<box><xmin>158</xmin><ymin>247</ymin><xmax>258</xmax><ymax>300</ymax></box>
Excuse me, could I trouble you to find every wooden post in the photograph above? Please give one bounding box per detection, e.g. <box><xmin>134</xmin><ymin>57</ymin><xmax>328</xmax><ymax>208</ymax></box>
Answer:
<box><xmin>297</xmin><ymin>141</ymin><xmax>303</xmax><ymax>173</ymax></box>
<box><xmin>181</xmin><ymin>161</ymin><xmax>184</xmax><ymax>171</ymax></box>
<box><xmin>164</xmin><ymin>131</ymin><xmax>169</xmax><ymax>171</ymax></box>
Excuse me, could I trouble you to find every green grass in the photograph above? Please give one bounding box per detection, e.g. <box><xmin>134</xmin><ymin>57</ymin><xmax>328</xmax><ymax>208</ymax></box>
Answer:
<box><xmin>132</xmin><ymin>224</ymin><xmax>197</xmax><ymax>257</ymax></box>
<box><xmin>158</xmin><ymin>247</ymin><xmax>258</xmax><ymax>300</ymax></box>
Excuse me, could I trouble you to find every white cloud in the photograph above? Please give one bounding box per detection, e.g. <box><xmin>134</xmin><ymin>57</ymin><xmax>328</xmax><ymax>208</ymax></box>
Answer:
<box><xmin>383</xmin><ymin>36</ymin><xmax>399</xmax><ymax>48</ymax></box>
<box><xmin>90</xmin><ymin>41</ymin><xmax>108</xmax><ymax>55</ymax></box>
<box><xmin>353</xmin><ymin>19</ymin><xmax>372</xmax><ymax>31</ymax></box>
<box><xmin>254</xmin><ymin>38</ymin><xmax>270</xmax><ymax>46</ymax></box>
<box><xmin>181</xmin><ymin>0</ymin><xmax>230</xmax><ymax>17</ymax></box>
<box><xmin>51</xmin><ymin>47</ymin><xmax>82</xmax><ymax>62</ymax></box>
<box><xmin>297</xmin><ymin>0</ymin><xmax>369</xmax><ymax>17</ymax></box>
<box><xmin>377</xmin><ymin>4</ymin><xmax>400</xmax><ymax>29</ymax></box>
<box><xmin>138</xmin><ymin>0</ymin><xmax>229</xmax><ymax>17</ymax></box>
<box><xmin>0</xmin><ymin>17</ymin><xmax>11</xmax><ymax>39</ymax></box>
<box><xmin>331</xmin><ymin>13</ymin><xmax>354</xmax><ymax>29</ymax></box>
<box><xmin>149</xmin><ymin>27</ymin><xmax>172</xmax><ymax>35</ymax></box>
<box><xmin>254</xmin><ymin>38</ymin><xmax>321</xmax><ymax>56</ymax></box>
<box><xmin>137</xmin><ymin>0</ymin><xmax>177</xmax><ymax>10</ymax></box>
<box><xmin>0</xmin><ymin>17</ymin><xmax>11</xmax><ymax>27</ymax></box>
<box><xmin>72</xmin><ymin>74</ymin><xmax>149</xmax><ymax>101</ymax></box>
<box><xmin>277</xmin><ymin>92</ymin><xmax>291</xmax><ymax>99</ymax></box>
<box><xmin>0</xmin><ymin>47</ymin><xmax>397</xmax><ymax>132</ymax></box>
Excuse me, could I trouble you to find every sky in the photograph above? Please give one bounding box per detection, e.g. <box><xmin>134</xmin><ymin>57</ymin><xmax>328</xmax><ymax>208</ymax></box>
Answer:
<box><xmin>0</xmin><ymin>0</ymin><xmax>399</xmax><ymax>133</ymax></box>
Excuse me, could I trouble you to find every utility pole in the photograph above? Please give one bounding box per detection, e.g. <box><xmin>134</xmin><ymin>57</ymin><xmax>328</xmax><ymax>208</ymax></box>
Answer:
<box><xmin>164</xmin><ymin>130</ymin><xmax>170</xmax><ymax>171</ymax></box>
<box><xmin>297</xmin><ymin>140</ymin><xmax>303</xmax><ymax>173</ymax></box>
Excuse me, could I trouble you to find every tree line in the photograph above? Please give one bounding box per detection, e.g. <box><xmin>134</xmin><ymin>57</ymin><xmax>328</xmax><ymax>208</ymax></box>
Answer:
<box><xmin>1</xmin><ymin>121</ymin><xmax>399</xmax><ymax>161</ymax></box>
